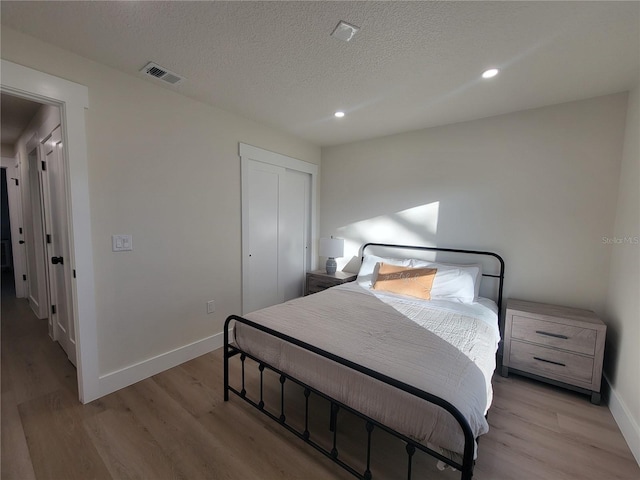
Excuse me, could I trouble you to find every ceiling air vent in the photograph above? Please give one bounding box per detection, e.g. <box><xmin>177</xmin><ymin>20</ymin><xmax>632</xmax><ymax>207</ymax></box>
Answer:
<box><xmin>330</xmin><ymin>21</ymin><xmax>360</xmax><ymax>42</ymax></box>
<box><xmin>140</xmin><ymin>62</ymin><xmax>184</xmax><ymax>85</ymax></box>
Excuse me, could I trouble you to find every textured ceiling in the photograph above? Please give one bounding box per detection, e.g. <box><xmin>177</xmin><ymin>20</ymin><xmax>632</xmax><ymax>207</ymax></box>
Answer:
<box><xmin>1</xmin><ymin>1</ymin><xmax>638</xmax><ymax>147</ymax></box>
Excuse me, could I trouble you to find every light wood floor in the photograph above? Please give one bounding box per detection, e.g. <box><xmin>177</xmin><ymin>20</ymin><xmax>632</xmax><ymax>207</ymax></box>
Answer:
<box><xmin>2</xmin><ymin>291</ymin><xmax>639</xmax><ymax>480</ymax></box>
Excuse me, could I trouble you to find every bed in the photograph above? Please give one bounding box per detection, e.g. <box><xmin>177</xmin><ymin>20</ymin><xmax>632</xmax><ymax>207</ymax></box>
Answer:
<box><xmin>224</xmin><ymin>243</ymin><xmax>505</xmax><ymax>479</ymax></box>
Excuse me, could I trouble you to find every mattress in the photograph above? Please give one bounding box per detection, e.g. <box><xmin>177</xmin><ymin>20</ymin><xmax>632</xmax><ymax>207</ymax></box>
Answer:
<box><xmin>234</xmin><ymin>282</ymin><xmax>500</xmax><ymax>458</ymax></box>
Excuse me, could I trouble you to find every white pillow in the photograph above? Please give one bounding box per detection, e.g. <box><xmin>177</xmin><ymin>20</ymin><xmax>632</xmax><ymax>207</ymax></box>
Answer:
<box><xmin>409</xmin><ymin>259</ymin><xmax>482</xmax><ymax>303</ymax></box>
<box><xmin>356</xmin><ymin>254</ymin><xmax>411</xmax><ymax>287</ymax></box>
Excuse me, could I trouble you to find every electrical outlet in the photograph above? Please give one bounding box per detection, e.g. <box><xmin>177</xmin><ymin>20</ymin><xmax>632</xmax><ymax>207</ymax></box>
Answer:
<box><xmin>207</xmin><ymin>300</ymin><xmax>215</xmax><ymax>314</ymax></box>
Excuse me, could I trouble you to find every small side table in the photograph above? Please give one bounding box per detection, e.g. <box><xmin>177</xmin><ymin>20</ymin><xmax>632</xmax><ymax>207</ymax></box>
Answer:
<box><xmin>305</xmin><ymin>270</ymin><xmax>357</xmax><ymax>295</ymax></box>
<box><xmin>502</xmin><ymin>298</ymin><xmax>606</xmax><ymax>404</ymax></box>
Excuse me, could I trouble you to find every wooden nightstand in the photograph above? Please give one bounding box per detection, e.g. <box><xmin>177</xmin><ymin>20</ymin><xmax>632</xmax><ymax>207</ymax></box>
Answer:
<box><xmin>502</xmin><ymin>299</ymin><xmax>606</xmax><ymax>404</ymax></box>
<box><xmin>305</xmin><ymin>270</ymin><xmax>357</xmax><ymax>295</ymax></box>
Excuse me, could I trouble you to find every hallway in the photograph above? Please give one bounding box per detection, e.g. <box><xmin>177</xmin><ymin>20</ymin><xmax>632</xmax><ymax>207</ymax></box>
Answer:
<box><xmin>1</xmin><ymin>282</ymin><xmax>78</xmax><ymax>480</ymax></box>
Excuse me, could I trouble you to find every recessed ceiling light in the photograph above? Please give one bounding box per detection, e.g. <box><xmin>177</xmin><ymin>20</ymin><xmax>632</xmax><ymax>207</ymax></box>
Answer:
<box><xmin>482</xmin><ymin>68</ymin><xmax>499</xmax><ymax>79</ymax></box>
<box><xmin>334</xmin><ymin>111</ymin><xmax>345</xmax><ymax>118</ymax></box>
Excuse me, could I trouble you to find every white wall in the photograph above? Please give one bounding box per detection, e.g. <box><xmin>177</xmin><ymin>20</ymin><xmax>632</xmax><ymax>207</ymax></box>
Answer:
<box><xmin>1</xmin><ymin>144</ymin><xmax>15</xmax><ymax>157</ymax></box>
<box><xmin>321</xmin><ymin>91</ymin><xmax>640</xmax><ymax>457</ymax></box>
<box><xmin>604</xmin><ymin>84</ymin><xmax>640</xmax><ymax>463</ymax></box>
<box><xmin>1</xmin><ymin>27</ymin><xmax>321</xmax><ymax>384</ymax></box>
<box><xmin>321</xmin><ymin>94</ymin><xmax>628</xmax><ymax>316</ymax></box>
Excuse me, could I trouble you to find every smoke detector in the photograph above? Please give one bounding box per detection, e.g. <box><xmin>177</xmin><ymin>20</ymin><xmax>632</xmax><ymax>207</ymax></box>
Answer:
<box><xmin>140</xmin><ymin>62</ymin><xmax>184</xmax><ymax>85</ymax></box>
<box><xmin>331</xmin><ymin>21</ymin><xmax>360</xmax><ymax>42</ymax></box>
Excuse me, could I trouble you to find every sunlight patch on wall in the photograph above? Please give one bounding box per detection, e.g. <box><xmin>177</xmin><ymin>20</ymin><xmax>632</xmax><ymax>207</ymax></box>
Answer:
<box><xmin>336</xmin><ymin>202</ymin><xmax>440</xmax><ymax>271</ymax></box>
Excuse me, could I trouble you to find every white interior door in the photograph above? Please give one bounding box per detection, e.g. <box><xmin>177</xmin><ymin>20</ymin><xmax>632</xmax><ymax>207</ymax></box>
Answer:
<box><xmin>26</xmin><ymin>146</ymin><xmax>48</xmax><ymax>319</ymax></box>
<box><xmin>279</xmin><ymin>169</ymin><xmax>311</xmax><ymax>302</ymax></box>
<box><xmin>244</xmin><ymin>160</ymin><xmax>283</xmax><ymax>313</ymax></box>
<box><xmin>4</xmin><ymin>158</ymin><xmax>27</xmax><ymax>298</ymax></box>
<box><xmin>41</xmin><ymin>126</ymin><xmax>76</xmax><ymax>365</ymax></box>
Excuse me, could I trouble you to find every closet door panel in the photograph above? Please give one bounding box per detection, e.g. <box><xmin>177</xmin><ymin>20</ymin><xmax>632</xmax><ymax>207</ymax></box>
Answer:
<box><xmin>279</xmin><ymin>169</ymin><xmax>310</xmax><ymax>303</ymax></box>
<box><xmin>244</xmin><ymin>161</ymin><xmax>282</xmax><ymax>313</ymax></box>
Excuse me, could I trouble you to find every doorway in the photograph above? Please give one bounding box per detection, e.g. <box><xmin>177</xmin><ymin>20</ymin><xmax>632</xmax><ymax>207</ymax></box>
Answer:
<box><xmin>1</xmin><ymin>94</ymin><xmax>77</xmax><ymax>366</ymax></box>
<box><xmin>2</xmin><ymin>59</ymin><xmax>98</xmax><ymax>403</ymax></box>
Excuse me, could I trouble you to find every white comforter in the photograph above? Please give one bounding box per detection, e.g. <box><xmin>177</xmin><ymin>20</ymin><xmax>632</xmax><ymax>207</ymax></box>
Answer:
<box><xmin>235</xmin><ymin>282</ymin><xmax>500</xmax><ymax>458</ymax></box>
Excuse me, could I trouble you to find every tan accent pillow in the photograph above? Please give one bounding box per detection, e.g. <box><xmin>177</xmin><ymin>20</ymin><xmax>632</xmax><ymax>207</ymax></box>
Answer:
<box><xmin>372</xmin><ymin>263</ymin><xmax>437</xmax><ymax>300</ymax></box>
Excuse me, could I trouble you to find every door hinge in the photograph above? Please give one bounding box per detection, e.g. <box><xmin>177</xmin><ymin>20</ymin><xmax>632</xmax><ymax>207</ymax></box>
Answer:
<box><xmin>46</xmin><ymin>234</ymin><xmax>52</xmax><ymax>244</ymax></box>
<box><xmin>73</xmin><ymin>269</ymin><xmax>76</xmax><ymax>279</ymax></box>
<box><xmin>22</xmin><ymin>274</ymin><xmax>27</xmax><ymax>281</ymax></box>
<box><xmin>51</xmin><ymin>305</ymin><xmax>56</xmax><ymax>315</ymax></box>
<box><xmin>41</xmin><ymin>161</ymin><xmax>47</xmax><ymax>171</ymax></box>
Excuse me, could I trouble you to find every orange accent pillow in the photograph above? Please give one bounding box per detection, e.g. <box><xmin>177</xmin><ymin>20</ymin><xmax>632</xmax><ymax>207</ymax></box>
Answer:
<box><xmin>372</xmin><ymin>263</ymin><xmax>437</xmax><ymax>300</ymax></box>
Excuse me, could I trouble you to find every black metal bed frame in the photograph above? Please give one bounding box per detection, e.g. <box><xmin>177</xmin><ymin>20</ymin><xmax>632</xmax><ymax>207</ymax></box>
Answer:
<box><xmin>224</xmin><ymin>243</ymin><xmax>505</xmax><ymax>480</ymax></box>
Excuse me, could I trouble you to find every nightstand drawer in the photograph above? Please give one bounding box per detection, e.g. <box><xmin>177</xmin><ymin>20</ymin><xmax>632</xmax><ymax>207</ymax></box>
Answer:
<box><xmin>308</xmin><ymin>278</ymin><xmax>340</xmax><ymax>292</ymax></box>
<box><xmin>307</xmin><ymin>285</ymin><xmax>325</xmax><ymax>294</ymax></box>
<box><xmin>305</xmin><ymin>271</ymin><xmax>357</xmax><ymax>296</ymax></box>
<box><xmin>509</xmin><ymin>340</ymin><xmax>594</xmax><ymax>385</ymax></box>
<box><xmin>511</xmin><ymin>315</ymin><xmax>596</xmax><ymax>355</ymax></box>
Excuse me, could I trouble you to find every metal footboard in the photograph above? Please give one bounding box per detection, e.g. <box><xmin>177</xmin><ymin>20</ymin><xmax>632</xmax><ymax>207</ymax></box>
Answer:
<box><xmin>224</xmin><ymin>314</ymin><xmax>476</xmax><ymax>480</ymax></box>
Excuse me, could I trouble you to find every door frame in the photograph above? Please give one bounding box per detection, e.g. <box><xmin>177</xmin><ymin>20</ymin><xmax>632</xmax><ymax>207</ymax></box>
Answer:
<box><xmin>239</xmin><ymin>143</ymin><xmax>318</xmax><ymax>314</ymax></box>
<box><xmin>1</xmin><ymin>59</ymin><xmax>99</xmax><ymax>403</ymax></box>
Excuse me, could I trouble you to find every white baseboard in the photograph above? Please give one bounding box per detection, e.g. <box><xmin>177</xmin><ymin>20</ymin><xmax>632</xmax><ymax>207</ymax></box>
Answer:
<box><xmin>605</xmin><ymin>374</ymin><xmax>640</xmax><ymax>465</ymax></box>
<box><xmin>29</xmin><ymin>295</ymin><xmax>44</xmax><ymax>319</ymax></box>
<box><xmin>98</xmin><ymin>330</ymin><xmax>230</xmax><ymax>398</ymax></box>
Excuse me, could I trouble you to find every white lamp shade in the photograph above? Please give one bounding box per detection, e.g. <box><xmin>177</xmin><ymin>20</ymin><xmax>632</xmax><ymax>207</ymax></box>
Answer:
<box><xmin>319</xmin><ymin>237</ymin><xmax>344</xmax><ymax>258</ymax></box>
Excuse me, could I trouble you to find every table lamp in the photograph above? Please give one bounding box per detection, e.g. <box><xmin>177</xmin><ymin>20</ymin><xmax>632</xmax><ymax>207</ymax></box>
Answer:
<box><xmin>319</xmin><ymin>236</ymin><xmax>344</xmax><ymax>275</ymax></box>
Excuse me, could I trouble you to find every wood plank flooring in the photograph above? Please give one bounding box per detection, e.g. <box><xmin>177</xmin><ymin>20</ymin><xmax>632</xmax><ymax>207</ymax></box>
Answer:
<box><xmin>2</xmin><ymin>292</ymin><xmax>638</xmax><ymax>479</ymax></box>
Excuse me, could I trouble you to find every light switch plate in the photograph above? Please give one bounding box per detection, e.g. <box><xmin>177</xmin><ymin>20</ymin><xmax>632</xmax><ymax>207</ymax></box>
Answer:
<box><xmin>112</xmin><ymin>234</ymin><xmax>133</xmax><ymax>252</ymax></box>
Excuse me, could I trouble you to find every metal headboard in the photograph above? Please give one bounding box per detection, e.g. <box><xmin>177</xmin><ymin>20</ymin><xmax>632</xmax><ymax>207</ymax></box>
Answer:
<box><xmin>361</xmin><ymin>243</ymin><xmax>505</xmax><ymax>327</ymax></box>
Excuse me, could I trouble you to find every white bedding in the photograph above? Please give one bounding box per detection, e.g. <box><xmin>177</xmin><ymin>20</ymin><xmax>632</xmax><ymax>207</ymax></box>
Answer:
<box><xmin>235</xmin><ymin>282</ymin><xmax>500</xmax><ymax>458</ymax></box>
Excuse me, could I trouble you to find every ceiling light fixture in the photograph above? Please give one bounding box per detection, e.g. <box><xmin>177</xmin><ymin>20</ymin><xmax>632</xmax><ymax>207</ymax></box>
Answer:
<box><xmin>331</xmin><ymin>21</ymin><xmax>360</xmax><ymax>42</ymax></box>
<box><xmin>482</xmin><ymin>68</ymin><xmax>499</xmax><ymax>79</ymax></box>
<box><xmin>334</xmin><ymin>111</ymin><xmax>345</xmax><ymax>118</ymax></box>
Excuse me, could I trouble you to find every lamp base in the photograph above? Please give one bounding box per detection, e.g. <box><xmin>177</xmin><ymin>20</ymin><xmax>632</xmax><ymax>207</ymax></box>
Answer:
<box><xmin>325</xmin><ymin>258</ymin><xmax>337</xmax><ymax>275</ymax></box>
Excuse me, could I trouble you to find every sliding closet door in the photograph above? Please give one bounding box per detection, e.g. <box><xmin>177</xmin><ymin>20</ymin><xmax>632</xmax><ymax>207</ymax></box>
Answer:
<box><xmin>244</xmin><ymin>160</ymin><xmax>283</xmax><ymax>313</ymax></box>
<box><xmin>279</xmin><ymin>168</ymin><xmax>311</xmax><ymax>303</ymax></box>
<box><xmin>241</xmin><ymin>144</ymin><xmax>316</xmax><ymax>314</ymax></box>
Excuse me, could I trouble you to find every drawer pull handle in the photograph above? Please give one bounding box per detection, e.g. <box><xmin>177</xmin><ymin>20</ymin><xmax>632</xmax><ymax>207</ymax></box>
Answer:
<box><xmin>535</xmin><ymin>330</ymin><xmax>568</xmax><ymax>340</ymax></box>
<box><xmin>533</xmin><ymin>356</ymin><xmax>566</xmax><ymax>367</ymax></box>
